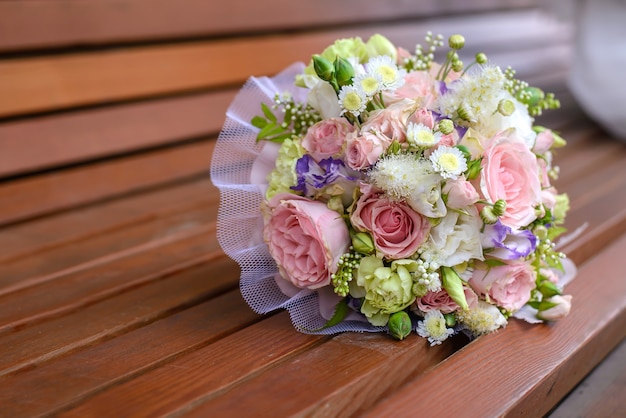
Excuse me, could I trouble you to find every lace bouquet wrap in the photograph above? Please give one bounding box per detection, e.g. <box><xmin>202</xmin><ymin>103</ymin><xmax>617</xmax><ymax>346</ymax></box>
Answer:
<box><xmin>211</xmin><ymin>33</ymin><xmax>576</xmax><ymax>344</ymax></box>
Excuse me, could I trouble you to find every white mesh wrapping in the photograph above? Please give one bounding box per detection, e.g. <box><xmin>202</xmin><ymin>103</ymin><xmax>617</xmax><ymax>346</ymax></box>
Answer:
<box><xmin>211</xmin><ymin>63</ymin><xmax>383</xmax><ymax>334</ymax></box>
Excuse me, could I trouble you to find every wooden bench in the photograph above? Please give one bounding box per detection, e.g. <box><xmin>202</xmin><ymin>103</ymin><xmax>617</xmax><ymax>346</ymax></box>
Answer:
<box><xmin>0</xmin><ymin>1</ymin><xmax>624</xmax><ymax>416</ymax></box>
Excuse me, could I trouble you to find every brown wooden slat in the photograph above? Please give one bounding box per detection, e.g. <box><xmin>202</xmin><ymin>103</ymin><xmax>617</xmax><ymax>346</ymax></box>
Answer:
<box><xmin>0</xmin><ymin>92</ymin><xmax>233</xmax><ymax>177</ymax></box>
<box><xmin>0</xmin><ymin>257</ymin><xmax>239</xmax><ymax>377</ymax></box>
<box><xmin>0</xmin><ymin>0</ymin><xmax>539</xmax><ymax>52</ymax></box>
<box><xmin>0</xmin><ymin>177</ymin><xmax>215</xmax><ymax>264</ymax></box>
<box><xmin>0</xmin><ymin>13</ymin><xmax>570</xmax><ymax>117</ymax></box>
<box><xmin>57</xmin><ymin>313</ymin><xmax>326</xmax><ymax>418</ymax></box>
<box><xmin>0</xmin><ymin>140</ymin><xmax>214</xmax><ymax>226</ymax></box>
<box><xmin>0</xmin><ymin>224</ymin><xmax>218</xmax><ymax>333</ymax></box>
<box><xmin>0</xmin><ymin>290</ymin><xmax>259</xmax><ymax>418</ymax></box>
<box><xmin>364</xmin><ymin>233</ymin><xmax>626</xmax><ymax>418</ymax></box>
<box><xmin>0</xmin><ymin>206</ymin><xmax>215</xmax><ymax>295</ymax></box>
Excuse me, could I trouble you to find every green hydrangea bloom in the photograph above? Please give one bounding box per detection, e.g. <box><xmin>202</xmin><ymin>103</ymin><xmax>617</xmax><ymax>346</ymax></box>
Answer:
<box><xmin>265</xmin><ymin>138</ymin><xmax>305</xmax><ymax>199</ymax></box>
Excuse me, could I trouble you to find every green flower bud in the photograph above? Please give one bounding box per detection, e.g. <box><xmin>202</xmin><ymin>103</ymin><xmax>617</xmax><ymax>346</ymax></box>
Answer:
<box><xmin>465</xmin><ymin>158</ymin><xmax>482</xmax><ymax>180</ymax></box>
<box><xmin>441</xmin><ymin>266</ymin><xmax>468</xmax><ymax>310</ymax></box>
<box><xmin>444</xmin><ymin>313</ymin><xmax>457</xmax><ymax>327</ymax></box>
<box><xmin>334</xmin><ymin>56</ymin><xmax>355</xmax><ymax>87</ymax></box>
<box><xmin>537</xmin><ymin>280</ymin><xmax>561</xmax><ymax>298</ymax></box>
<box><xmin>437</xmin><ymin>119</ymin><xmax>455</xmax><ymax>135</ymax></box>
<box><xmin>451</xmin><ymin>59</ymin><xmax>464</xmax><ymax>73</ymax></box>
<box><xmin>519</xmin><ymin>86</ymin><xmax>545</xmax><ymax>107</ymax></box>
<box><xmin>497</xmin><ymin>99</ymin><xmax>516</xmax><ymax>116</ymax></box>
<box><xmin>533</xmin><ymin>225</ymin><xmax>548</xmax><ymax>240</ymax></box>
<box><xmin>493</xmin><ymin>199</ymin><xmax>507</xmax><ymax>217</ymax></box>
<box><xmin>457</xmin><ymin>105</ymin><xmax>471</xmax><ymax>121</ymax></box>
<box><xmin>448</xmin><ymin>34</ymin><xmax>465</xmax><ymax>50</ymax></box>
<box><xmin>312</xmin><ymin>54</ymin><xmax>334</xmax><ymax>82</ymax></box>
<box><xmin>480</xmin><ymin>206</ymin><xmax>498</xmax><ymax>224</ymax></box>
<box><xmin>388</xmin><ymin>311</ymin><xmax>412</xmax><ymax>340</ymax></box>
<box><xmin>352</xmin><ymin>232</ymin><xmax>375</xmax><ymax>255</ymax></box>
<box><xmin>475</xmin><ymin>52</ymin><xmax>488</xmax><ymax>64</ymax></box>
<box><xmin>386</xmin><ymin>140</ymin><xmax>402</xmax><ymax>155</ymax></box>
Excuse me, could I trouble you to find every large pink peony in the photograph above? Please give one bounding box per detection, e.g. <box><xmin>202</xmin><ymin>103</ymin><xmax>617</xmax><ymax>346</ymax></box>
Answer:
<box><xmin>469</xmin><ymin>261</ymin><xmax>536</xmax><ymax>312</ymax></box>
<box><xmin>301</xmin><ymin>118</ymin><xmax>355</xmax><ymax>162</ymax></box>
<box><xmin>480</xmin><ymin>131</ymin><xmax>542</xmax><ymax>228</ymax></box>
<box><xmin>263</xmin><ymin>193</ymin><xmax>350</xmax><ymax>289</ymax></box>
<box><xmin>351</xmin><ymin>185</ymin><xmax>430</xmax><ymax>259</ymax></box>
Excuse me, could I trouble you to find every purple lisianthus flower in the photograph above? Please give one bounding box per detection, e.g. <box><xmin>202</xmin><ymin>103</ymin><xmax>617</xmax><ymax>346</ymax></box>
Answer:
<box><xmin>481</xmin><ymin>220</ymin><xmax>538</xmax><ymax>260</ymax></box>
<box><xmin>292</xmin><ymin>155</ymin><xmax>357</xmax><ymax>198</ymax></box>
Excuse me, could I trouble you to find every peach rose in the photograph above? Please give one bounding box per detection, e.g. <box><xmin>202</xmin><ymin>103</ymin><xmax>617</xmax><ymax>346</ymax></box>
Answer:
<box><xmin>469</xmin><ymin>261</ymin><xmax>536</xmax><ymax>312</ymax></box>
<box><xmin>351</xmin><ymin>185</ymin><xmax>430</xmax><ymax>259</ymax></box>
<box><xmin>360</xmin><ymin>104</ymin><xmax>406</xmax><ymax>143</ymax></box>
<box><xmin>345</xmin><ymin>132</ymin><xmax>385</xmax><ymax>170</ymax></box>
<box><xmin>391</xmin><ymin>71</ymin><xmax>437</xmax><ymax>107</ymax></box>
<box><xmin>480</xmin><ymin>131</ymin><xmax>542</xmax><ymax>228</ymax></box>
<box><xmin>263</xmin><ymin>193</ymin><xmax>350</xmax><ymax>289</ymax></box>
<box><xmin>301</xmin><ymin>118</ymin><xmax>355</xmax><ymax>161</ymax></box>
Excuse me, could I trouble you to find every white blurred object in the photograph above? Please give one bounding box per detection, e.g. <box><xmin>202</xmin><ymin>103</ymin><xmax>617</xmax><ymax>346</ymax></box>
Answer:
<box><xmin>568</xmin><ymin>0</ymin><xmax>626</xmax><ymax>139</ymax></box>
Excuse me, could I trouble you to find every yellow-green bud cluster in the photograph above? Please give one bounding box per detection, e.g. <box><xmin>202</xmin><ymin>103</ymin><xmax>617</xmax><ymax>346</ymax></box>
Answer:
<box><xmin>503</xmin><ymin>66</ymin><xmax>560</xmax><ymax>116</ymax></box>
<box><xmin>404</xmin><ymin>31</ymin><xmax>444</xmax><ymax>71</ymax></box>
<box><xmin>331</xmin><ymin>248</ymin><xmax>362</xmax><ymax>297</ymax></box>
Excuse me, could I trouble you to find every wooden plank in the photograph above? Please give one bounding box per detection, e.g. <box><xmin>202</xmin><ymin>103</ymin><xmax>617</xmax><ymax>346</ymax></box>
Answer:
<box><xmin>0</xmin><ymin>0</ymin><xmax>539</xmax><ymax>52</ymax></box>
<box><xmin>0</xmin><ymin>177</ymin><xmax>215</xmax><ymax>264</ymax></box>
<box><xmin>364</xmin><ymin>233</ymin><xmax>626</xmax><ymax>418</ymax></box>
<box><xmin>0</xmin><ymin>140</ymin><xmax>214</xmax><ymax>226</ymax></box>
<box><xmin>0</xmin><ymin>256</ymin><xmax>240</xmax><ymax>377</ymax></box>
<box><xmin>56</xmin><ymin>313</ymin><xmax>326</xmax><ymax>418</ymax></box>
<box><xmin>0</xmin><ymin>223</ymin><xmax>220</xmax><ymax>332</ymax></box>
<box><xmin>0</xmin><ymin>290</ymin><xmax>260</xmax><ymax>418</ymax></box>
<box><xmin>0</xmin><ymin>12</ymin><xmax>570</xmax><ymax>117</ymax></box>
<box><xmin>0</xmin><ymin>92</ymin><xmax>233</xmax><ymax>177</ymax></box>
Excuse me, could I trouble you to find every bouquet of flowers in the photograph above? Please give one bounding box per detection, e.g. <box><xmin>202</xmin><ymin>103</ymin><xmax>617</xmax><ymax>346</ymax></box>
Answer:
<box><xmin>211</xmin><ymin>33</ymin><xmax>575</xmax><ymax>344</ymax></box>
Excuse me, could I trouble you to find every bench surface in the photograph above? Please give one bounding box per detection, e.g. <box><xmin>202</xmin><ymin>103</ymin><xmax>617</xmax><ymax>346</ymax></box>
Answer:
<box><xmin>0</xmin><ymin>2</ymin><xmax>625</xmax><ymax>417</ymax></box>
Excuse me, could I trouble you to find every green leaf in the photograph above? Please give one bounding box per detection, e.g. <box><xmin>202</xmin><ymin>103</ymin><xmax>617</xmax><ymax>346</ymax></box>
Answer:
<box><xmin>307</xmin><ymin>299</ymin><xmax>349</xmax><ymax>331</ymax></box>
<box><xmin>441</xmin><ymin>266</ymin><xmax>468</xmax><ymax>310</ymax></box>
<box><xmin>251</xmin><ymin>116</ymin><xmax>268</xmax><ymax>129</ymax></box>
<box><xmin>261</xmin><ymin>102</ymin><xmax>277</xmax><ymax>123</ymax></box>
<box><xmin>484</xmin><ymin>258</ymin><xmax>508</xmax><ymax>268</ymax></box>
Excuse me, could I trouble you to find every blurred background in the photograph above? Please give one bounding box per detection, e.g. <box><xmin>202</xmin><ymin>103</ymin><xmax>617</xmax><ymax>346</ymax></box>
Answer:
<box><xmin>0</xmin><ymin>0</ymin><xmax>621</xmax><ymax>224</ymax></box>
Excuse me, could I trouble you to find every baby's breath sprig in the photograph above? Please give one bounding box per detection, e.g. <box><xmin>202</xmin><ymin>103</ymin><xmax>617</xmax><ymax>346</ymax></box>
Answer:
<box><xmin>331</xmin><ymin>248</ymin><xmax>362</xmax><ymax>297</ymax></box>
<box><xmin>503</xmin><ymin>66</ymin><xmax>560</xmax><ymax>116</ymax></box>
<box><xmin>251</xmin><ymin>94</ymin><xmax>321</xmax><ymax>143</ymax></box>
<box><xmin>404</xmin><ymin>31</ymin><xmax>444</xmax><ymax>71</ymax></box>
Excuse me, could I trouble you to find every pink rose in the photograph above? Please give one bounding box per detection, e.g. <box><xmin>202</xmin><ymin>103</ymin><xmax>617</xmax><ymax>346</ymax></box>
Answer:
<box><xmin>416</xmin><ymin>287</ymin><xmax>478</xmax><ymax>314</ymax></box>
<box><xmin>351</xmin><ymin>185</ymin><xmax>430</xmax><ymax>259</ymax></box>
<box><xmin>480</xmin><ymin>131</ymin><xmax>542</xmax><ymax>228</ymax></box>
<box><xmin>537</xmin><ymin>294</ymin><xmax>572</xmax><ymax>321</ymax></box>
<box><xmin>469</xmin><ymin>261</ymin><xmax>536</xmax><ymax>312</ymax></box>
<box><xmin>360</xmin><ymin>104</ymin><xmax>406</xmax><ymax>143</ymax></box>
<box><xmin>263</xmin><ymin>193</ymin><xmax>350</xmax><ymax>289</ymax></box>
<box><xmin>533</xmin><ymin>129</ymin><xmax>555</xmax><ymax>154</ymax></box>
<box><xmin>407</xmin><ymin>107</ymin><xmax>434</xmax><ymax>129</ymax></box>
<box><xmin>391</xmin><ymin>71</ymin><xmax>437</xmax><ymax>107</ymax></box>
<box><xmin>301</xmin><ymin>118</ymin><xmax>355</xmax><ymax>161</ymax></box>
<box><xmin>345</xmin><ymin>132</ymin><xmax>385</xmax><ymax>170</ymax></box>
<box><xmin>443</xmin><ymin>178</ymin><xmax>480</xmax><ymax>209</ymax></box>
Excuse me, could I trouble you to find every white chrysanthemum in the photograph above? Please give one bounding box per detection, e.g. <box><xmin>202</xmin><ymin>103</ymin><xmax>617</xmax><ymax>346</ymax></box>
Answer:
<box><xmin>416</xmin><ymin>310</ymin><xmax>454</xmax><ymax>345</ymax></box>
<box><xmin>367</xmin><ymin>55</ymin><xmax>405</xmax><ymax>90</ymax></box>
<box><xmin>353</xmin><ymin>72</ymin><xmax>383</xmax><ymax>97</ymax></box>
<box><xmin>369</xmin><ymin>153</ymin><xmax>432</xmax><ymax>201</ymax></box>
<box><xmin>437</xmin><ymin>66</ymin><xmax>506</xmax><ymax>124</ymax></box>
<box><xmin>406</xmin><ymin>122</ymin><xmax>442</xmax><ymax>148</ymax></box>
<box><xmin>429</xmin><ymin>146</ymin><xmax>467</xmax><ymax>179</ymax></box>
<box><xmin>457</xmin><ymin>300</ymin><xmax>507</xmax><ymax>336</ymax></box>
<box><xmin>338</xmin><ymin>85</ymin><xmax>367</xmax><ymax>117</ymax></box>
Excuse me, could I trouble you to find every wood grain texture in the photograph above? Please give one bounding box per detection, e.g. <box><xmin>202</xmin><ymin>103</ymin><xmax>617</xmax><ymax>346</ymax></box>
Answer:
<box><xmin>0</xmin><ymin>10</ymin><xmax>570</xmax><ymax>117</ymax></box>
<box><xmin>0</xmin><ymin>92</ymin><xmax>233</xmax><ymax>177</ymax></box>
<box><xmin>0</xmin><ymin>257</ymin><xmax>240</xmax><ymax>377</ymax></box>
<box><xmin>364</xmin><ymin>233</ymin><xmax>626</xmax><ymax>418</ymax></box>
<box><xmin>0</xmin><ymin>290</ymin><xmax>260</xmax><ymax>418</ymax></box>
<box><xmin>0</xmin><ymin>140</ymin><xmax>214</xmax><ymax>226</ymax></box>
<box><xmin>0</xmin><ymin>177</ymin><xmax>216</xmax><ymax>264</ymax></box>
<box><xmin>0</xmin><ymin>0</ymin><xmax>539</xmax><ymax>51</ymax></box>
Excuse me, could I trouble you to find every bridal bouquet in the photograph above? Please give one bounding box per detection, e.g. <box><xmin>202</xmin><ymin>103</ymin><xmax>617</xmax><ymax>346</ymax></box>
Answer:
<box><xmin>212</xmin><ymin>33</ymin><xmax>575</xmax><ymax>344</ymax></box>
